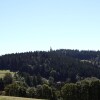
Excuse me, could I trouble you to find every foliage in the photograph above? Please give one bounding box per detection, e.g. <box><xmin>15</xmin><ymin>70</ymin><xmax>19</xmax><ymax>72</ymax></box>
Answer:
<box><xmin>61</xmin><ymin>77</ymin><xmax>100</xmax><ymax>100</ymax></box>
<box><xmin>0</xmin><ymin>50</ymin><xmax>100</xmax><ymax>83</ymax></box>
<box><xmin>3</xmin><ymin>73</ymin><xmax>13</xmax><ymax>86</ymax></box>
<box><xmin>26</xmin><ymin>87</ymin><xmax>36</xmax><ymax>98</ymax></box>
<box><xmin>0</xmin><ymin>49</ymin><xmax>100</xmax><ymax>99</ymax></box>
<box><xmin>4</xmin><ymin>82</ymin><xmax>27</xmax><ymax>97</ymax></box>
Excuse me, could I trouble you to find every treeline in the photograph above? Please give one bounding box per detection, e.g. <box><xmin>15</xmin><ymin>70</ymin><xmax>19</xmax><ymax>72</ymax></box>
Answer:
<box><xmin>0</xmin><ymin>73</ymin><xmax>100</xmax><ymax>100</ymax></box>
<box><xmin>61</xmin><ymin>77</ymin><xmax>100</xmax><ymax>100</ymax></box>
<box><xmin>0</xmin><ymin>50</ymin><xmax>100</xmax><ymax>82</ymax></box>
<box><xmin>56</xmin><ymin>49</ymin><xmax>100</xmax><ymax>60</ymax></box>
<box><xmin>0</xmin><ymin>72</ymin><xmax>54</xmax><ymax>99</ymax></box>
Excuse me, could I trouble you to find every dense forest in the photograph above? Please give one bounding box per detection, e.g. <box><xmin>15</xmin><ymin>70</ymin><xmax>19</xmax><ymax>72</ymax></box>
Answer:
<box><xmin>0</xmin><ymin>49</ymin><xmax>100</xmax><ymax>99</ymax></box>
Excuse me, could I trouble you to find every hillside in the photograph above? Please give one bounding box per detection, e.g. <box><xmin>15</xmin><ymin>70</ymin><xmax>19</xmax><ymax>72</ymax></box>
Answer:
<box><xmin>0</xmin><ymin>50</ymin><xmax>100</xmax><ymax>100</ymax></box>
<box><xmin>0</xmin><ymin>49</ymin><xmax>100</xmax><ymax>82</ymax></box>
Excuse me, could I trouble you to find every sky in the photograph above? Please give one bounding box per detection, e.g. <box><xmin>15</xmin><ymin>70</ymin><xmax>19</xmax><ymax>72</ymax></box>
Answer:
<box><xmin>0</xmin><ymin>0</ymin><xmax>100</xmax><ymax>55</ymax></box>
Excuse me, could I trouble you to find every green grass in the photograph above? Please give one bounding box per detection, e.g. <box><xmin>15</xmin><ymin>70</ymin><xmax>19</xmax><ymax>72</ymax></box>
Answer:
<box><xmin>0</xmin><ymin>70</ymin><xmax>14</xmax><ymax>78</ymax></box>
<box><xmin>0</xmin><ymin>96</ymin><xmax>45</xmax><ymax>100</ymax></box>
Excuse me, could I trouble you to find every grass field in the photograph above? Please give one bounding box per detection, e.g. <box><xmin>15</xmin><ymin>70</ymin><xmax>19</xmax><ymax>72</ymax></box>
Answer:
<box><xmin>0</xmin><ymin>96</ymin><xmax>45</xmax><ymax>100</ymax></box>
<box><xmin>0</xmin><ymin>70</ymin><xmax>14</xmax><ymax>78</ymax></box>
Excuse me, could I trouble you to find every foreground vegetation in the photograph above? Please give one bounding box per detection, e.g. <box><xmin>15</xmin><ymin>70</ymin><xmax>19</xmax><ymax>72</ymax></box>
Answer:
<box><xmin>0</xmin><ymin>49</ymin><xmax>100</xmax><ymax>99</ymax></box>
<box><xmin>1</xmin><ymin>73</ymin><xmax>100</xmax><ymax>100</ymax></box>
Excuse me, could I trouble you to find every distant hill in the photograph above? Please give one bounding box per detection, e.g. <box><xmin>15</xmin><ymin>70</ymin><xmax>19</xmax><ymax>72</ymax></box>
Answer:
<box><xmin>0</xmin><ymin>49</ymin><xmax>100</xmax><ymax>82</ymax></box>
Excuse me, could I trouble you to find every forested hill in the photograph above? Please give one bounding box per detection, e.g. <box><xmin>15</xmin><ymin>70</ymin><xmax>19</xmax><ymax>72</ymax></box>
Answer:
<box><xmin>0</xmin><ymin>49</ymin><xmax>100</xmax><ymax>82</ymax></box>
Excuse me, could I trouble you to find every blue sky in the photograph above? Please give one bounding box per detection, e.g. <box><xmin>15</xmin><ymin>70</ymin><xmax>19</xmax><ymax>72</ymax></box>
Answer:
<box><xmin>0</xmin><ymin>0</ymin><xmax>100</xmax><ymax>55</ymax></box>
